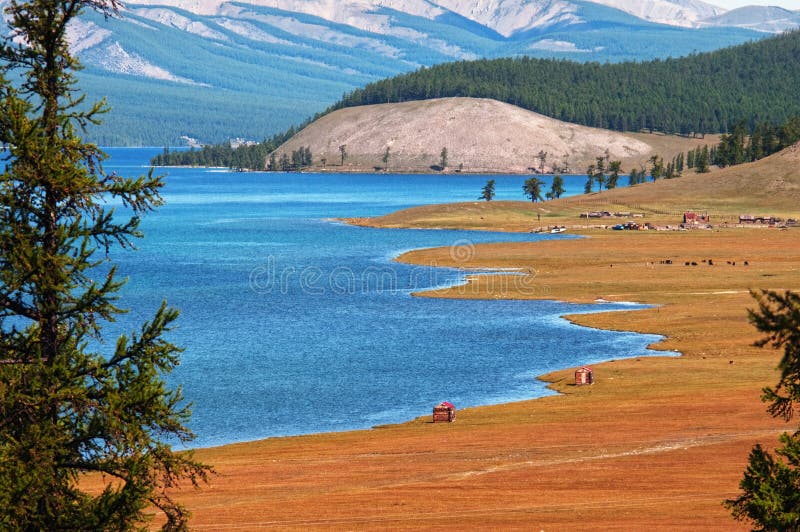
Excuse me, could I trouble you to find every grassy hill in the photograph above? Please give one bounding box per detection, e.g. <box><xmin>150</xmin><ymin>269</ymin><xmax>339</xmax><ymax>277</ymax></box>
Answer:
<box><xmin>348</xmin><ymin>141</ymin><xmax>800</xmax><ymax>231</ymax></box>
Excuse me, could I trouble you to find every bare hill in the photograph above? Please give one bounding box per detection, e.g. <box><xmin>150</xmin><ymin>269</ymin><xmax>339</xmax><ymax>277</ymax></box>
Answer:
<box><xmin>275</xmin><ymin>98</ymin><xmax>716</xmax><ymax>174</ymax></box>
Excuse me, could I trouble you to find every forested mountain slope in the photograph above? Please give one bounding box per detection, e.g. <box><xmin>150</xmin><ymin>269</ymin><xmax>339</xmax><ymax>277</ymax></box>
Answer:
<box><xmin>3</xmin><ymin>0</ymin><xmax>770</xmax><ymax>145</ymax></box>
<box><xmin>331</xmin><ymin>30</ymin><xmax>800</xmax><ymax>135</ymax></box>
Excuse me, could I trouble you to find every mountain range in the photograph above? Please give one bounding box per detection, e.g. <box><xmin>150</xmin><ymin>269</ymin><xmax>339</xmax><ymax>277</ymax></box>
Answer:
<box><xmin>30</xmin><ymin>0</ymin><xmax>800</xmax><ymax>145</ymax></box>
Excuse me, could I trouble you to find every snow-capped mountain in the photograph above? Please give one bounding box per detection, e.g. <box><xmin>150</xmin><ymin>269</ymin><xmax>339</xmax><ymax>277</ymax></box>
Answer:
<box><xmin>592</xmin><ymin>0</ymin><xmax>724</xmax><ymax>27</ymax></box>
<box><xmin>111</xmin><ymin>0</ymin><xmax>731</xmax><ymax>39</ymax></box>
<box><xmin>701</xmin><ymin>5</ymin><xmax>800</xmax><ymax>33</ymax></box>
<box><xmin>18</xmin><ymin>0</ymin><xmax>790</xmax><ymax>144</ymax></box>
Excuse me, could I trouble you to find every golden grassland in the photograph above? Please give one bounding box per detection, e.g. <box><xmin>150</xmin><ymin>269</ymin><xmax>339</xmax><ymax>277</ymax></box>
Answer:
<box><xmin>140</xmin><ymin>147</ymin><xmax>800</xmax><ymax>529</ymax></box>
<box><xmin>346</xmin><ymin>142</ymin><xmax>800</xmax><ymax>233</ymax></box>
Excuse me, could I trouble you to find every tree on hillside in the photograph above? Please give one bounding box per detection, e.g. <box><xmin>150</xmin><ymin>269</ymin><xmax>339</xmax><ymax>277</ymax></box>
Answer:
<box><xmin>537</xmin><ymin>150</ymin><xmax>548</xmax><ymax>173</ymax></box>
<box><xmin>382</xmin><ymin>147</ymin><xmax>390</xmax><ymax>171</ymax></box>
<box><xmin>594</xmin><ymin>156</ymin><xmax>607</xmax><ymax>190</ymax></box>
<box><xmin>717</xmin><ymin>121</ymin><xmax>748</xmax><ymax>167</ymax></box>
<box><xmin>480</xmin><ymin>180</ymin><xmax>495</xmax><ymax>201</ymax></box>
<box><xmin>280</xmin><ymin>152</ymin><xmax>291</xmax><ymax>171</ymax></box>
<box><xmin>585</xmin><ymin>164</ymin><xmax>595</xmax><ymax>194</ymax></box>
<box><xmin>628</xmin><ymin>165</ymin><xmax>647</xmax><ymax>186</ymax></box>
<box><xmin>606</xmin><ymin>160</ymin><xmax>622</xmax><ymax>189</ymax></box>
<box><xmin>339</xmin><ymin>144</ymin><xmax>347</xmax><ymax>166</ymax></box>
<box><xmin>649</xmin><ymin>155</ymin><xmax>664</xmax><ymax>181</ymax></box>
<box><xmin>696</xmin><ymin>145</ymin><xmax>711</xmax><ymax>173</ymax></box>
<box><xmin>0</xmin><ymin>0</ymin><xmax>209</xmax><ymax>529</ymax></box>
<box><xmin>523</xmin><ymin>177</ymin><xmax>545</xmax><ymax>202</ymax></box>
<box><xmin>726</xmin><ymin>290</ymin><xmax>800</xmax><ymax>530</ymax></box>
<box><xmin>546</xmin><ymin>174</ymin><xmax>565</xmax><ymax>200</ymax></box>
<box><xmin>440</xmin><ymin>147</ymin><xmax>448</xmax><ymax>170</ymax></box>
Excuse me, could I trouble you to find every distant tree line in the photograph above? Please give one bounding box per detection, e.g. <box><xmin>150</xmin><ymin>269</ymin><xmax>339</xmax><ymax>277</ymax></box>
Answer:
<box><xmin>267</xmin><ymin>146</ymin><xmax>313</xmax><ymax>171</ymax></box>
<box><xmin>150</xmin><ymin>126</ymin><xmax>303</xmax><ymax>170</ymax></box>
<box><xmin>714</xmin><ymin>117</ymin><xmax>800</xmax><ymax>167</ymax></box>
<box><xmin>325</xmin><ymin>31</ymin><xmax>800</xmax><ymax>136</ymax></box>
<box><xmin>152</xmin><ymin>109</ymin><xmax>800</xmax><ymax>178</ymax></box>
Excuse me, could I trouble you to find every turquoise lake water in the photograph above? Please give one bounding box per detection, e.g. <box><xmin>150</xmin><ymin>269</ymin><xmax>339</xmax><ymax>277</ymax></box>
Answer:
<box><xmin>102</xmin><ymin>148</ymin><xmax>664</xmax><ymax>448</ymax></box>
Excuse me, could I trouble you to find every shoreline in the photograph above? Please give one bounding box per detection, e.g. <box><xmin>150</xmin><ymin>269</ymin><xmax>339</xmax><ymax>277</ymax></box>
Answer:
<box><xmin>147</xmin><ymin>216</ymin><xmax>797</xmax><ymax>529</ymax></box>
<box><xmin>151</xmin><ymin>163</ymin><xmax>593</xmax><ymax>176</ymax></box>
<box><xmin>190</xmin><ymin>236</ymin><xmax>668</xmax><ymax>450</ymax></box>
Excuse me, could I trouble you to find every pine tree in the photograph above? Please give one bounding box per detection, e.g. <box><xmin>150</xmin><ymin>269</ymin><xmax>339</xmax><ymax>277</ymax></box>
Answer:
<box><xmin>607</xmin><ymin>161</ymin><xmax>622</xmax><ymax>189</ymax></box>
<box><xmin>480</xmin><ymin>180</ymin><xmax>495</xmax><ymax>201</ymax></box>
<box><xmin>696</xmin><ymin>145</ymin><xmax>711</xmax><ymax>173</ymax></box>
<box><xmin>0</xmin><ymin>0</ymin><xmax>209</xmax><ymax>528</ymax></box>
<box><xmin>585</xmin><ymin>164</ymin><xmax>595</xmax><ymax>193</ymax></box>
<box><xmin>594</xmin><ymin>156</ymin><xmax>607</xmax><ymax>191</ymax></box>
<box><xmin>537</xmin><ymin>150</ymin><xmax>547</xmax><ymax>173</ymax></box>
<box><xmin>522</xmin><ymin>177</ymin><xmax>545</xmax><ymax>202</ymax></box>
<box><xmin>649</xmin><ymin>155</ymin><xmax>664</xmax><ymax>181</ymax></box>
<box><xmin>726</xmin><ymin>291</ymin><xmax>800</xmax><ymax>530</ymax></box>
<box><xmin>548</xmin><ymin>174</ymin><xmax>565</xmax><ymax>199</ymax></box>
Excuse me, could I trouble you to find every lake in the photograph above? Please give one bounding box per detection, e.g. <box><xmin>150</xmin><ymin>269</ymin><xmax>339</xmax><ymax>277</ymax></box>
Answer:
<box><xmin>102</xmin><ymin>148</ymin><xmax>664</xmax><ymax>448</ymax></box>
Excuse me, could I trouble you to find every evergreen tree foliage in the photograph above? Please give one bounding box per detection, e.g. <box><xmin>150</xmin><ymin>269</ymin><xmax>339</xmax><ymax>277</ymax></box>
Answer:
<box><xmin>649</xmin><ymin>155</ymin><xmax>664</xmax><ymax>181</ymax></box>
<box><xmin>584</xmin><ymin>167</ymin><xmax>594</xmax><ymax>194</ymax></box>
<box><xmin>382</xmin><ymin>147</ymin><xmax>390</xmax><ymax>171</ymax></box>
<box><xmin>628</xmin><ymin>167</ymin><xmax>646</xmax><ymax>186</ymax></box>
<box><xmin>150</xmin><ymin>128</ymin><xmax>298</xmax><ymax>170</ymax></box>
<box><xmin>594</xmin><ymin>157</ymin><xmax>607</xmax><ymax>190</ymax></box>
<box><xmin>328</xmin><ymin>31</ymin><xmax>800</xmax><ymax>136</ymax></box>
<box><xmin>0</xmin><ymin>0</ymin><xmax>209</xmax><ymax>529</ymax></box>
<box><xmin>696</xmin><ymin>146</ymin><xmax>711</xmax><ymax>173</ymax></box>
<box><xmin>522</xmin><ymin>177</ymin><xmax>545</xmax><ymax>202</ymax></box>
<box><xmin>606</xmin><ymin>160</ymin><xmax>622</xmax><ymax>189</ymax></box>
<box><xmin>480</xmin><ymin>180</ymin><xmax>495</xmax><ymax>201</ymax></box>
<box><xmin>546</xmin><ymin>174</ymin><xmax>565</xmax><ymax>200</ymax></box>
<box><xmin>713</xmin><ymin>116</ymin><xmax>800</xmax><ymax>168</ymax></box>
<box><xmin>726</xmin><ymin>290</ymin><xmax>800</xmax><ymax>530</ymax></box>
<box><xmin>537</xmin><ymin>150</ymin><xmax>547</xmax><ymax>173</ymax></box>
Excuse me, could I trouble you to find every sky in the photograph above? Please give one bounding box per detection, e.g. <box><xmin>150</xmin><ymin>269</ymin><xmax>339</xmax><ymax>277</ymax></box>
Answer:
<box><xmin>712</xmin><ymin>0</ymin><xmax>800</xmax><ymax>9</ymax></box>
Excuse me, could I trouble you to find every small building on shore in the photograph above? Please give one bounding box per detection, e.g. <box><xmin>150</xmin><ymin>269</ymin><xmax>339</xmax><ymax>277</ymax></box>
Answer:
<box><xmin>433</xmin><ymin>401</ymin><xmax>456</xmax><ymax>423</ymax></box>
<box><xmin>575</xmin><ymin>367</ymin><xmax>594</xmax><ymax>386</ymax></box>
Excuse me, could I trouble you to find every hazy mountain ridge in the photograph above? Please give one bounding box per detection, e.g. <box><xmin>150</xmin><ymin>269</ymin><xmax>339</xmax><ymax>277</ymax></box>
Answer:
<box><xmin>17</xmin><ymin>0</ymin><xmax>787</xmax><ymax>144</ymax></box>
<box><xmin>700</xmin><ymin>6</ymin><xmax>800</xmax><ymax>33</ymax></box>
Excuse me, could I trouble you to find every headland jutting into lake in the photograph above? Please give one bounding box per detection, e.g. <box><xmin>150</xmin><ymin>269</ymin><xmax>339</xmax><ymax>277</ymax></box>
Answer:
<box><xmin>137</xmin><ymin>141</ymin><xmax>800</xmax><ymax>528</ymax></box>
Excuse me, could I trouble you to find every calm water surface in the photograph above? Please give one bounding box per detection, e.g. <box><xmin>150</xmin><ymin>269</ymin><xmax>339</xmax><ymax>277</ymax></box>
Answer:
<box><xmin>102</xmin><ymin>148</ymin><xmax>664</xmax><ymax>448</ymax></box>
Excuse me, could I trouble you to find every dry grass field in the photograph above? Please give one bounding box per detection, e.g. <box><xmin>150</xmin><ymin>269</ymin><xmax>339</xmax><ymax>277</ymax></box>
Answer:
<box><xmin>154</xmin><ymin>228</ymin><xmax>799</xmax><ymax>530</ymax></box>
<box><xmin>138</xmin><ymin>144</ymin><xmax>800</xmax><ymax>530</ymax></box>
<box><xmin>347</xmin><ymin>141</ymin><xmax>800</xmax><ymax>232</ymax></box>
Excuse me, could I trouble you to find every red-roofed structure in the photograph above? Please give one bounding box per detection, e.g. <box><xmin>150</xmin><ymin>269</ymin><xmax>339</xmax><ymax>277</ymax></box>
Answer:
<box><xmin>433</xmin><ymin>402</ymin><xmax>456</xmax><ymax>423</ymax></box>
<box><xmin>575</xmin><ymin>367</ymin><xmax>594</xmax><ymax>386</ymax></box>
